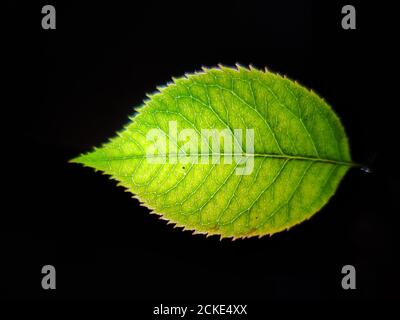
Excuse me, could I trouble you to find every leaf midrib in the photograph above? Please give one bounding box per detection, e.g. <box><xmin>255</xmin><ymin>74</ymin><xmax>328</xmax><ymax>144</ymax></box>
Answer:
<box><xmin>80</xmin><ymin>153</ymin><xmax>357</xmax><ymax>167</ymax></box>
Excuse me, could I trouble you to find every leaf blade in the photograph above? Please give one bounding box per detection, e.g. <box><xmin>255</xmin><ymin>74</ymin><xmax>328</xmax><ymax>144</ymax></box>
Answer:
<box><xmin>72</xmin><ymin>65</ymin><xmax>355</xmax><ymax>238</ymax></box>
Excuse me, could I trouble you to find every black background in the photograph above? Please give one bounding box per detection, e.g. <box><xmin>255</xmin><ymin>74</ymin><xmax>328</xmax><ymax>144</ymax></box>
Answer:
<box><xmin>2</xmin><ymin>0</ymin><xmax>398</xmax><ymax>308</ymax></box>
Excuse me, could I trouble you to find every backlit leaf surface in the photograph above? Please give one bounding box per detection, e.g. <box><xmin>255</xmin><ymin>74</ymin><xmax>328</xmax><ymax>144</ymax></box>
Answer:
<box><xmin>72</xmin><ymin>66</ymin><xmax>355</xmax><ymax>238</ymax></box>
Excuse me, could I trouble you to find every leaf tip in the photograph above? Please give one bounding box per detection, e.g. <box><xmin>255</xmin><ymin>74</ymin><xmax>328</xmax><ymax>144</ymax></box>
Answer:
<box><xmin>68</xmin><ymin>154</ymin><xmax>85</xmax><ymax>165</ymax></box>
<box><xmin>68</xmin><ymin>148</ymin><xmax>102</xmax><ymax>170</ymax></box>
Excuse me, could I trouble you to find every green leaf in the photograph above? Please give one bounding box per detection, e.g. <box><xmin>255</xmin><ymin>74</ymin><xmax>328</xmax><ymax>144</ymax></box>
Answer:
<box><xmin>71</xmin><ymin>65</ymin><xmax>356</xmax><ymax>239</ymax></box>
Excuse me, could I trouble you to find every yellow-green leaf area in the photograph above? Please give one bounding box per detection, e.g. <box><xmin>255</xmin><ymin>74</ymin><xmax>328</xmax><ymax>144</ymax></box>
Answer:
<box><xmin>72</xmin><ymin>65</ymin><xmax>355</xmax><ymax>239</ymax></box>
